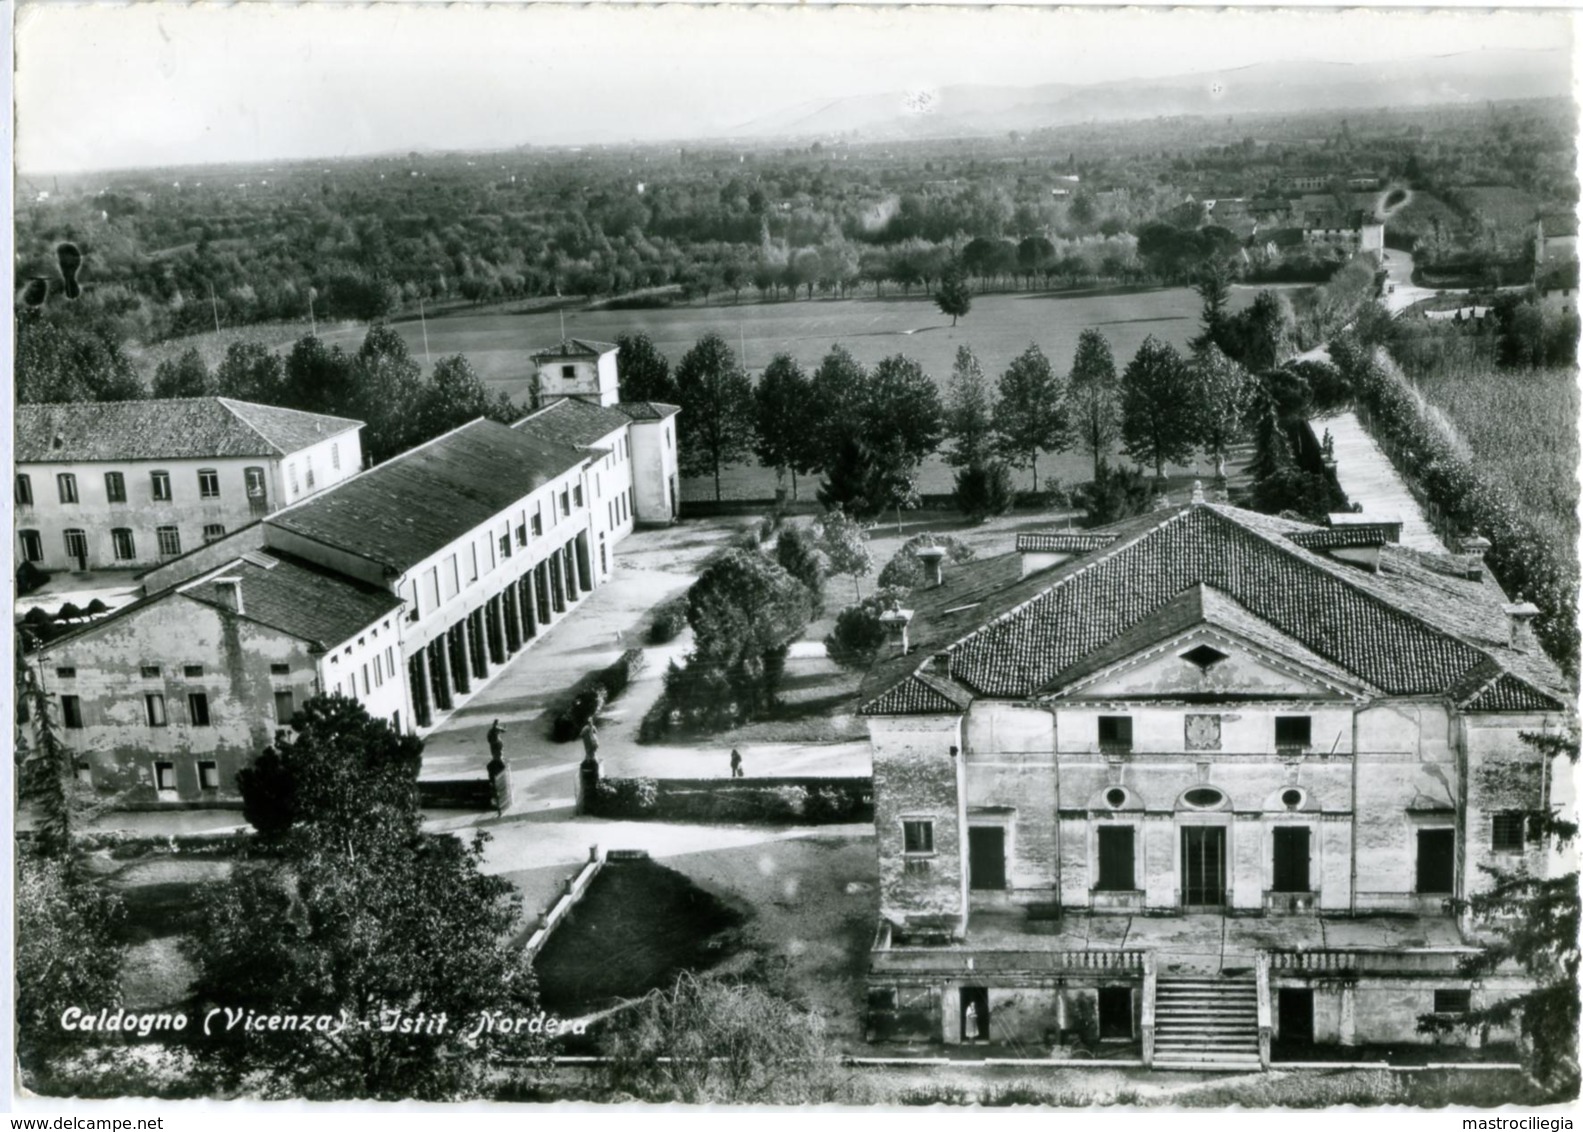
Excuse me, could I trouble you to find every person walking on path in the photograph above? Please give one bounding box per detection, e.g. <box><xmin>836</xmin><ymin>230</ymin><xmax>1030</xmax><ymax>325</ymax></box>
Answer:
<box><xmin>729</xmin><ymin>748</ymin><xmax>743</xmax><ymax>778</ymax></box>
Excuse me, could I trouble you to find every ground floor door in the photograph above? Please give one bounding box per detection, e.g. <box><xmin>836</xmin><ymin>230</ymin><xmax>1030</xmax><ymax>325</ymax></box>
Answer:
<box><xmin>1272</xmin><ymin>826</ymin><xmax>1311</xmax><ymax>893</ymax></box>
<box><xmin>1181</xmin><ymin>825</ymin><xmax>1226</xmax><ymax>906</ymax></box>
<box><xmin>959</xmin><ymin>986</ymin><xmax>989</xmax><ymax>1042</ymax></box>
<box><xmin>1098</xmin><ymin>987</ymin><xmax>1133</xmax><ymax>1039</ymax></box>
<box><xmin>968</xmin><ymin>827</ymin><xmax>1006</xmax><ymax>891</ymax></box>
<box><xmin>1278</xmin><ymin>988</ymin><xmax>1314</xmax><ymax>1043</ymax></box>
<box><xmin>64</xmin><ymin>529</ymin><xmax>88</xmax><ymax>571</ymax></box>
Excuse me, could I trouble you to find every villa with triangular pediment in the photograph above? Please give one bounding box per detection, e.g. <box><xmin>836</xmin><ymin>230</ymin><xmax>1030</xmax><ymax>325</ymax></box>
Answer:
<box><xmin>858</xmin><ymin>497</ymin><xmax>1574</xmax><ymax>1067</ymax></box>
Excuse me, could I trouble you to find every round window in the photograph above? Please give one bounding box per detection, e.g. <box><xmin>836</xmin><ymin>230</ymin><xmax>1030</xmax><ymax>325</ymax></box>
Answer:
<box><xmin>1105</xmin><ymin>787</ymin><xmax>1127</xmax><ymax>808</ymax></box>
<box><xmin>1183</xmin><ymin>787</ymin><xmax>1224</xmax><ymax>808</ymax></box>
<box><xmin>1282</xmin><ymin>788</ymin><xmax>1303</xmax><ymax>809</ymax></box>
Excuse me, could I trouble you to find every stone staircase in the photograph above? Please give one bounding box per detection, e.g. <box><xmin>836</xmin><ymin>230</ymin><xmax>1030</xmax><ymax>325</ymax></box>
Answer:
<box><xmin>1151</xmin><ymin>975</ymin><xmax>1262</xmax><ymax>1071</ymax></box>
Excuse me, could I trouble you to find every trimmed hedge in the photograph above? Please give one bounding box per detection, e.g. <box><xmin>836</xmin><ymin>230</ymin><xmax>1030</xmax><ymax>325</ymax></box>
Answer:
<box><xmin>585</xmin><ymin>775</ymin><xmax>873</xmax><ymax>825</ymax></box>
<box><xmin>1337</xmin><ymin>337</ymin><xmax>1579</xmax><ymax>672</ymax></box>
<box><xmin>548</xmin><ymin>648</ymin><xmax>647</xmax><ymax>742</ymax></box>
<box><xmin>647</xmin><ymin>596</ymin><xmax>690</xmax><ymax>644</ymax></box>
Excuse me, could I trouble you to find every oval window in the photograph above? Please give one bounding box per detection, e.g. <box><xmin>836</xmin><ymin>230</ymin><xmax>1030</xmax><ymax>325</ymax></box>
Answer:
<box><xmin>1282</xmin><ymin>789</ymin><xmax>1303</xmax><ymax>809</ymax></box>
<box><xmin>1105</xmin><ymin>787</ymin><xmax>1127</xmax><ymax>809</ymax></box>
<box><xmin>1183</xmin><ymin>787</ymin><xmax>1224</xmax><ymax>808</ymax></box>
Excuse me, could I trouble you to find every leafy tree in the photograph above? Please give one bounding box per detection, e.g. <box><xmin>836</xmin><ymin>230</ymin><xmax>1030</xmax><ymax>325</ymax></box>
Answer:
<box><xmin>1417</xmin><ymin>729</ymin><xmax>1580</xmax><ymax>1098</ymax></box>
<box><xmin>824</xmin><ymin>587</ymin><xmax>909</xmax><ymax>670</ymax></box>
<box><xmin>213</xmin><ymin>340</ymin><xmax>287</xmax><ymax>404</ymax></box>
<box><xmin>772</xmin><ymin>523</ymin><xmax>825</xmax><ymax>610</ymax></box>
<box><xmin>151</xmin><ymin>347</ymin><xmax>212</xmax><ymax>398</ymax></box>
<box><xmin>814</xmin><ymin>506</ymin><xmax>873</xmax><ymax>601</ymax></box>
<box><xmin>15</xmin><ymin>313</ymin><xmax>144</xmax><ymax>404</ymax></box>
<box><xmin>15</xmin><ymin>857</ymin><xmax>126</xmax><ymax>1071</ymax></box>
<box><xmin>953</xmin><ymin>460</ymin><xmax>1015</xmax><ymax>523</ymax></box>
<box><xmin>943</xmin><ymin>346</ymin><xmax>995</xmax><ymax>469</ymax></box>
<box><xmin>350</xmin><ymin>322</ymin><xmax>427</xmax><ymax>461</ymax></box>
<box><xmin>282</xmin><ymin>334</ymin><xmax>356</xmax><ymax>417</ymax></box>
<box><xmin>806</xmin><ymin>345</ymin><xmax>868</xmax><ymax>473</ymax></box>
<box><xmin>675</xmin><ymin>333</ymin><xmax>756</xmax><ymax>502</ymax></box>
<box><xmin>236</xmin><ymin>692</ymin><xmax>424</xmax><ymax>843</ymax></box>
<box><xmin>412</xmin><ymin>354</ymin><xmax>517</xmax><ymax>443</ymax></box>
<box><xmin>993</xmin><ymin>342</ymin><xmax>1070</xmax><ymax>492</ymax></box>
<box><xmin>1221</xmin><ymin>289</ymin><xmax>1294</xmax><ymax>372</ymax></box>
<box><xmin>1067</xmin><ymin>329</ymin><xmax>1122</xmax><ymax>482</ymax></box>
<box><xmin>934</xmin><ymin>258</ymin><xmax>972</xmax><ymax>326</ymax></box>
<box><xmin>754</xmin><ymin>353</ymin><xmax>816</xmax><ymax>500</ymax></box>
<box><xmin>877</xmin><ymin>534</ymin><xmax>976</xmax><ymax>590</ymax></box>
<box><xmin>189</xmin><ymin>694</ymin><xmax>537</xmax><ymax>1100</ymax></box>
<box><xmin>815</xmin><ymin>354</ymin><xmax>944</xmax><ymax>523</ymax></box>
<box><xmin>614</xmin><ymin>331</ymin><xmax>679</xmax><ymax>402</ymax></box>
<box><xmin>1187</xmin><ymin>345</ymin><xmax>1255</xmax><ymax>481</ymax></box>
<box><xmin>1120</xmin><ymin>335</ymin><xmax>1194</xmax><ymax>480</ymax></box>
<box><xmin>604</xmin><ymin>972</ymin><xmax>859</xmax><ymax>1104</ymax></box>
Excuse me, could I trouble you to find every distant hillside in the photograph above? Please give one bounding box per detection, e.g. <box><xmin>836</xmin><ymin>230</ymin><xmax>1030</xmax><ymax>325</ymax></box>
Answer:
<box><xmin>729</xmin><ymin>49</ymin><xmax>1572</xmax><ymax>141</ymax></box>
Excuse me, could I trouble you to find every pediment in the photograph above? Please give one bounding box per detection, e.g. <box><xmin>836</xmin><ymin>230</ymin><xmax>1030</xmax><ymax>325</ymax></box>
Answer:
<box><xmin>1046</xmin><ymin>623</ymin><xmax>1372</xmax><ymax>702</ymax></box>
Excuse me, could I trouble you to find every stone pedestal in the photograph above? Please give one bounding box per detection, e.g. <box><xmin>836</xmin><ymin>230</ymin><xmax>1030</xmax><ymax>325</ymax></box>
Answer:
<box><xmin>487</xmin><ymin>755</ymin><xmax>513</xmax><ymax>816</ymax></box>
<box><xmin>576</xmin><ymin>756</ymin><xmax>601</xmax><ymax>815</ymax></box>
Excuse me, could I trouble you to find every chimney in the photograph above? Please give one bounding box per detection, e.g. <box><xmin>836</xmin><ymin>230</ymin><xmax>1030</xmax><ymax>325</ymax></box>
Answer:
<box><xmin>878</xmin><ymin>608</ymin><xmax>915</xmax><ymax>656</ymax></box>
<box><xmin>1503</xmin><ymin>601</ymin><xmax>1540</xmax><ymax>653</ymax></box>
<box><xmin>916</xmin><ymin>546</ymin><xmax>947</xmax><ymax>588</ymax></box>
<box><xmin>213</xmin><ymin>577</ymin><xmax>245</xmax><ymax>616</ymax></box>
<box><xmin>1458</xmin><ymin>533</ymin><xmax>1491</xmax><ymax>582</ymax></box>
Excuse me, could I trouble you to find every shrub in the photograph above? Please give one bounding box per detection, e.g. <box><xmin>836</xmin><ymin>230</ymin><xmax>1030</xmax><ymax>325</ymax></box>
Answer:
<box><xmin>591</xmin><ymin>777</ymin><xmax>658</xmax><ymax>818</ymax></box>
<box><xmin>733</xmin><ymin>526</ymin><xmax>763</xmax><ymax>552</ymax></box>
<box><xmin>55</xmin><ymin>602</ymin><xmax>83</xmax><ymax>622</ymax></box>
<box><xmin>773</xmin><ymin>524</ymin><xmax>825</xmax><ymax>609</ymax></box>
<box><xmin>824</xmin><ymin>586</ymin><xmax>909</xmax><ymax>669</ymax></box>
<box><xmin>17</xmin><ymin>561</ymin><xmax>49</xmax><ymax>596</ymax></box>
<box><xmin>1072</xmin><ymin>460</ymin><xmax>1153</xmax><ymax>527</ymax></box>
<box><xmin>877</xmin><ymin>534</ymin><xmax>976</xmax><ymax>590</ymax></box>
<box><xmin>549</xmin><ymin>648</ymin><xmax>647</xmax><ymax>742</ymax></box>
<box><xmin>953</xmin><ymin>460</ymin><xmax>1014</xmax><ymax>523</ymax></box>
<box><xmin>647</xmin><ymin>597</ymin><xmax>690</xmax><ymax>644</ymax></box>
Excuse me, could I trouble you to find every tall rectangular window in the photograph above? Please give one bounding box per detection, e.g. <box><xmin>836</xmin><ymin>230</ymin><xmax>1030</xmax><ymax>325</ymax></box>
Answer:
<box><xmin>403</xmin><ymin>579</ymin><xmax>420</xmax><ymax>622</ymax></box>
<box><xmin>531</xmin><ymin>511</ymin><xmax>543</xmax><ymax>537</ymax></box>
<box><xmin>157</xmin><ymin>526</ymin><xmax>182</xmax><ymax>557</ymax></box>
<box><xmin>560</xmin><ymin>489</ymin><xmax>570</xmax><ymax>517</ymax></box>
<box><xmin>515</xmin><ymin>521</ymin><xmax>527</xmax><ymax>547</ymax></box>
<box><xmin>244</xmin><ymin>466</ymin><xmax>267</xmax><ymax>505</ymax></box>
<box><xmin>60</xmin><ymin>695</ymin><xmax>84</xmax><ymax>729</ymax></box>
<box><xmin>19</xmin><ymin>530</ymin><xmax>42</xmax><ymax>562</ymax></box>
<box><xmin>287</xmin><ymin>463</ymin><xmax>299</xmax><ymax>495</ymax></box>
<box><xmin>198</xmin><ymin>469</ymin><xmax>220</xmax><ymax>498</ymax></box>
<box><xmin>273</xmin><ymin>690</ymin><xmax>296</xmax><ymax>723</ymax></box>
<box><xmin>198</xmin><ymin>761</ymin><xmax>220</xmax><ymax>790</ymax></box>
<box><xmin>187</xmin><ymin>692</ymin><xmax>211</xmax><ymax>726</ymax></box>
<box><xmin>442</xmin><ymin>555</ymin><xmax>460</xmax><ymax>600</ymax></box>
<box><xmin>112</xmin><ymin>528</ymin><xmax>136</xmax><ymax>560</ymax></box>
<box><xmin>305</xmin><ymin>461</ymin><xmax>316</xmax><ymax>490</ymax></box>
<box><xmin>331</xmin><ymin>442</ymin><xmax>341</xmax><ymax>470</ymax></box>
<box><xmin>499</xmin><ymin>533</ymin><xmax>512</xmax><ymax>561</ymax></box>
<box><xmin>203</xmin><ymin>524</ymin><xmax>226</xmax><ymax>544</ymax></box>
<box><xmin>104</xmin><ymin>471</ymin><xmax>126</xmax><ymax>503</ymax></box>
<box><xmin>63</xmin><ymin>529</ymin><xmax>88</xmax><ymax>567</ymax></box>
<box><xmin>422</xmin><ymin>567</ymin><xmax>441</xmax><ymax>611</ymax></box>
<box><xmin>151</xmin><ymin>470</ymin><xmax>172</xmax><ymax>501</ymax></box>
<box><xmin>145</xmin><ymin>693</ymin><xmax>168</xmax><ymax>727</ymax></box>
<box><xmin>467</xmin><ymin>544</ymin><xmax>479</xmax><ymax>583</ymax></box>
<box><xmin>155</xmin><ymin>762</ymin><xmax>176</xmax><ymax>792</ymax></box>
<box><xmin>1096</xmin><ymin>826</ymin><xmax>1136</xmax><ymax>891</ymax></box>
<box><xmin>57</xmin><ymin>473</ymin><xmax>78</xmax><ymax>504</ymax></box>
<box><xmin>573</xmin><ymin>484</ymin><xmax>584</xmax><ymax>508</ymax></box>
<box><xmin>15</xmin><ymin>474</ymin><xmax>32</xmax><ymax>506</ymax></box>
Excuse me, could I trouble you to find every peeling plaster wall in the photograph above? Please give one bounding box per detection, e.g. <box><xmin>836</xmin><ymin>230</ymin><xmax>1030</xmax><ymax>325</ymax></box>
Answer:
<box><xmin>870</xmin><ymin>714</ymin><xmax>965</xmax><ymax>931</ymax></box>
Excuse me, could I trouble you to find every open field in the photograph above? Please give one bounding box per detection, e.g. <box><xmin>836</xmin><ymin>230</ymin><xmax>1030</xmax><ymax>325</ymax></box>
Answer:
<box><xmin>308</xmin><ymin>286</ymin><xmax>1255</xmax><ymax>500</ymax></box>
<box><xmin>1412</xmin><ymin>362</ymin><xmax>1580</xmax><ymax>557</ymax></box>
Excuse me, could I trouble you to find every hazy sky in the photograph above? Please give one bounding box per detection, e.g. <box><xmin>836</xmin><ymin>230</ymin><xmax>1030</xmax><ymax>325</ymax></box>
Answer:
<box><xmin>15</xmin><ymin>3</ymin><xmax>1574</xmax><ymax>174</ymax></box>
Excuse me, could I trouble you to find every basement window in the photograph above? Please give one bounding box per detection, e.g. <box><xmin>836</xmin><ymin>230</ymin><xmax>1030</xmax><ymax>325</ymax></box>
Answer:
<box><xmin>1433</xmin><ymin>989</ymin><xmax>1471</xmax><ymax>1015</ymax></box>
<box><xmin>902</xmin><ymin>820</ymin><xmax>934</xmax><ymax>855</ymax></box>
<box><xmin>198</xmin><ymin>761</ymin><xmax>220</xmax><ymax>791</ymax></box>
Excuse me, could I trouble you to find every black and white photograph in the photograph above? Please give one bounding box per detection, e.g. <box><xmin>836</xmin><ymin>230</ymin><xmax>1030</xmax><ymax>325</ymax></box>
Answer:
<box><xmin>7</xmin><ymin>0</ymin><xmax>1581</xmax><ymax>1114</ymax></box>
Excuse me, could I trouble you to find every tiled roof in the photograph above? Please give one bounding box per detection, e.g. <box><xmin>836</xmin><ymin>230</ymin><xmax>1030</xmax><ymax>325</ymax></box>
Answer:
<box><xmin>16</xmin><ymin>398</ymin><xmax>362</xmax><ymax>463</ymax></box>
<box><xmin>181</xmin><ymin>551</ymin><xmax>402</xmax><ymax>649</ymax></box>
<box><xmin>265</xmin><ymin>419</ymin><xmax>588</xmax><ymax>572</ymax></box>
<box><xmin>1287</xmin><ymin>527</ymin><xmax>1392</xmax><ymax>550</ymax></box>
<box><xmin>861</xmin><ymin>503</ymin><xmax>1572</xmax><ymax>716</ymax></box>
<box><xmin>512</xmin><ymin>398</ymin><xmax>633</xmax><ymax>449</ymax></box>
<box><xmin>863</xmin><ymin>671</ymin><xmax>974</xmax><ymax>716</ymax></box>
<box><xmin>1015</xmin><ymin>532</ymin><xmax>1118</xmax><ymax>554</ymax></box>
<box><xmin>1462</xmin><ymin>672</ymin><xmax>1564</xmax><ymax>713</ymax></box>
<box><xmin>617</xmin><ymin>401</ymin><xmax>681</xmax><ymax>422</ymax></box>
<box><xmin>530</xmin><ymin>338</ymin><xmax>619</xmax><ymax>360</ymax></box>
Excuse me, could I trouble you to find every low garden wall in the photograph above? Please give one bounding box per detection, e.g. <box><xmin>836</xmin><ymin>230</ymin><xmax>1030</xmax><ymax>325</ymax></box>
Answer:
<box><xmin>521</xmin><ymin>846</ymin><xmax>608</xmax><ymax>961</ymax></box>
<box><xmin>417</xmin><ymin>777</ymin><xmax>495</xmax><ymax>810</ymax></box>
<box><xmin>583</xmin><ymin>775</ymin><xmax>873</xmax><ymax>825</ymax></box>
